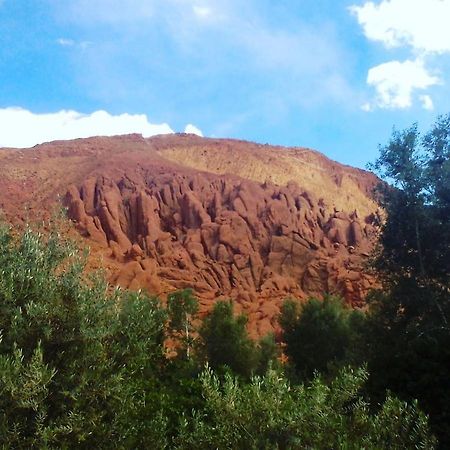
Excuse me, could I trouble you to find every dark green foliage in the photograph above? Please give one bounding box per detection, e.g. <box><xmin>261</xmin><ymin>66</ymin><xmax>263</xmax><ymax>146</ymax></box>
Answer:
<box><xmin>197</xmin><ymin>301</ymin><xmax>279</xmax><ymax>377</ymax></box>
<box><xmin>280</xmin><ymin>296</ymin><xmax>364</xmax><ymax>379</ymax></box>
<box><xmin>369</xmin><ymin>119</ymin><xmax>450</xmax><ymax>287</ymax></box>
<box><xmin>0</xmin><ymin>224</ymin><xmax>437</xmax><ymax>448</ymax></box>
<box><xmin>176</xmin><ymin>365</ymin><xmax>436</xmax><ymax>450</ymax></box>
<box><xmin>366</xmin><ymin>115</ymin><xmax>450</xmax><ymax>448</ymax></box>
<box><xmin>255</xmin><ymin>332</ymin><xmax>279</xmax><ymax>375</ymax></box>
<box><xmin>0</xmin><ymin>225</ymin><xmax>169</xmax><ymax>448</ymax></box>
<box><xmin>197</xmin><ymin>300</ymin><xmax>259</xmax><ymax>377</ymax></box>
<box><xmin>167</xmin><ymin>288</ymin><xmax>199</xmax><ymax>358</ymax></box>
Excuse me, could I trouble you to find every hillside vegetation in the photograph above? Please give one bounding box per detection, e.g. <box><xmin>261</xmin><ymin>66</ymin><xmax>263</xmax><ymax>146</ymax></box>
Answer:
<box><xmin>0</xmin><ymin>115</ymin><xmax>449</xmax><ymax>448</ymax></box>
<box><xmin>0</xmin><ymin>224</ymin><xmax>435</xmax><ymax>449</ymax></box>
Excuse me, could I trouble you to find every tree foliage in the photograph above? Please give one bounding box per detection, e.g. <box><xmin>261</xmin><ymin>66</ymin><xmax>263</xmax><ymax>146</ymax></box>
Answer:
<box><xmin>369</xmin><ymin>118</ymin><xmax>450</xmax><ymax>288</ymax></box>
<box><xmin>167</xmin><ymin>288</ymin><xmax>199</xmax><ymax>358</ymax></box>
<box><xmin>0</xmin><ymin>224</ymin><xmax>169</xmax><ymax>448</ymax></box>
<box><xmin>280</xmin><ymin>296</ymin><xmax>364</xmax><ymax>379</ymax></box>
<box><xmin>176</xmin><ymin>365</ymin><xmax>435</xmax><ymax>450</ymax></box>
<box><xmin>0</xmin><ymin>224</ymin><xmax>437</xmax><ymax>448</ymax></box>
<box><xmin>366</xmin><ymin>115</ymin><xmax>450</xmax><ymax>448</ymax></box>
<box><xmin>197</xmin><ymin>300</ymin><xmax>259</xmax><ymax>377</ymax></box>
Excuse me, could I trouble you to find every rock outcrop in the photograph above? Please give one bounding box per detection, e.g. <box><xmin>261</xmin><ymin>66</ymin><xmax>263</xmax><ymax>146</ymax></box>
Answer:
<box><xmin>0</xmin><ymin>133</ymin><xmax>381</xmax><ymax>337</ymax></box>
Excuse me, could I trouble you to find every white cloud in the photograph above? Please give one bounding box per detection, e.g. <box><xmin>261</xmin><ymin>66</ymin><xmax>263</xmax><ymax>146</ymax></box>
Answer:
<box><xmin>0</xmin><ymin>108</ymin><xmax>175</xmax><ymax>148</ymax></box>
<box><xmin>419</xmin><ymin>94</ymin><xmax>434</xmax><ymax>111</ymax></box>
<box><xmin>57</xmin><ymin>38</ymin><xmax>75</xmax><ymax>46</ymax></box>
<box><xmin>57</xmin><ymin>38</ymin><xmax>91</xmax><ymax>49</ymax></box>
<box><xmin>184</xmin><ymin>124</ymin><xmax>203</xmax><ymax>136</ymax></box>
<box><xmin>193</xmin><ymin>5</ymin><xmax>213</xmax><ymax>19</ymax></box>
<box><xmin>364</xmin><ymin>58</ymin><xmax>439</xmax><ymax>109</ymax></box>
<box><xmin>350</xmin><ymin>0</ymin><xmax>450</xmax><ymax>54</ymax></box>
<box><xmin>351</xmin><ymin>0</ymin><xmax>450</xmax><ymax>110</ymax></box>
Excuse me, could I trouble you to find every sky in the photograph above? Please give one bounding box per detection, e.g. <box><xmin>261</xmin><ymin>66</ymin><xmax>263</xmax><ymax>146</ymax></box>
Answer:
<box><xmin>1</xmin><ymin>0</ymin><xmax>450</xmax><ymax>168</ymax></box>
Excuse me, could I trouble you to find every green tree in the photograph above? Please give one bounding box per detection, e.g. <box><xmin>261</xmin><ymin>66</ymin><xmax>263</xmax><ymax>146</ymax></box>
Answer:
<box><xmin>255</xmin><ymin>332</ymin><xmax>279</xmax><ymax>375</ymax></box>
<box><xmin>366</xmin><ymin>115</ymin><xmax>450</xmax><ymax>448</ymax></box>
<box><xmin>198</xmin><ymin>301</ymin><xmax>259</xmax><ymax>378</ymax></box>
<box><xmin>279</xmin><ymin>296</ymin><xmax>364</xmax><ymax>380</ymax></box>
<box><xmin>167</xmin><ymin>289</ymin><xmax>199</xmax><ymax>359</ymax></box>
<box><xmin>175</xmin><ymin>365</ymin><xmax>436</xmax><ymax>449</ymax></box>
<box><xmin>369</xmin><ymin>117</ymin><xmax>450</xmax><ymax>293</ymax></box>
<box><xmin>0</xmin><ymin>224</ymin><xmax>169</xmax><ymax>448</ymax></box>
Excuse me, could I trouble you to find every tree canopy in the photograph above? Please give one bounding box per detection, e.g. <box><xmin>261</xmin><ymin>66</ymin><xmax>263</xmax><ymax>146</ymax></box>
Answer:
<box><xmin>0</xmin><ymin>224</ymin><xmax>437</xmax><ymax>448</ymax></box>
<box><xmin>280</xmin><ymin>296</ymin><xmax>364</xmax><ymax>380</ymax></box>
<box><xmin>366</xmin><ymin>114</ymin><xmax>450</xmax><ymax>448</ymax></box>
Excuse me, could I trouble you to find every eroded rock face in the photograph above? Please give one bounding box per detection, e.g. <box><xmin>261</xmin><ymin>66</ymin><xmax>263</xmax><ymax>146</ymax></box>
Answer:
<box><xmin>66</xmin><ymin>170</ymin><xmax>378</xmax><ymax>337</ymax></box>
<box><xmin>0</xmin><ymin>133</ymin><xmax>381</xmax><ymax>338</ymax></box>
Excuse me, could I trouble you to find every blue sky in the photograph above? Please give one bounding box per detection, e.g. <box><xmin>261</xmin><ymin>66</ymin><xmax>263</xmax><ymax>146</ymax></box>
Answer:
<box><xmin>1</xmin><ymin>0</ymin><xmax>449</xmax><ymax>168</ymax></box>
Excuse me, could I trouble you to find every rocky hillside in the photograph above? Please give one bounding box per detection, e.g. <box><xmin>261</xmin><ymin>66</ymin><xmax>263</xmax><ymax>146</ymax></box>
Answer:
<box><xmin>0</xmin><ymin>133</ymin><xmax>381</xmax><ymax>336</ymax></box>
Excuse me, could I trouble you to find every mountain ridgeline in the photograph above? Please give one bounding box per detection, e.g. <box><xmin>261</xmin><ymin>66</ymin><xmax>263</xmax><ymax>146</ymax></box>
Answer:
<box><xmin>0</xmin><ymin>133</ymin><xmax>380</xmax><ymax>336</ymax></box>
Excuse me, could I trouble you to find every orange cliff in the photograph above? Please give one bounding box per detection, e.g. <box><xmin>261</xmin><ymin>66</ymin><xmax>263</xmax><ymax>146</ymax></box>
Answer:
<box><xmin>0</xmin><ymin>133</ymin><xmax>382</xmax><ymax>337</ymax></box>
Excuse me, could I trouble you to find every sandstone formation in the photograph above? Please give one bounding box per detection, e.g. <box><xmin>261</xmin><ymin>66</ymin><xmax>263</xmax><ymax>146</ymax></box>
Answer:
<box><xmin>0</xmin><ymin>133</ymin><xmax>381</xmax><ymax>337</ymax></box>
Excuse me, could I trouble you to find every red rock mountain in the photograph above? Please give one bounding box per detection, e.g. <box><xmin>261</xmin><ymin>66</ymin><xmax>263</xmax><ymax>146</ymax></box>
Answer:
<box><xmin>0</xmin><ymin>133</ymin><xmax>381</xmax><ymax>337</ymax></box>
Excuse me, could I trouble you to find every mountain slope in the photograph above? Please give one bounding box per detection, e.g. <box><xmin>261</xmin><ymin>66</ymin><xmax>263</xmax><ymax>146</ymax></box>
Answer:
<box><xmin>0</xmin><ymin>133</ymin><xmax>381</xmax><ymax>336</ymax></box>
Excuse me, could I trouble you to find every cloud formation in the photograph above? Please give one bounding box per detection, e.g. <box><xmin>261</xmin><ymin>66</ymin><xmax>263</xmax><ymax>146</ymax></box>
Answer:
<box><xmin>57</xmin><ymin>38</ymin><xmax>75</xmax><ymax>46</ymax></box>
<box><xmin>365</xmin><ymin>58</ymin><xmax>439</xmax><ymax>110</ymax></box>
<box><xmin>351</xmin><ymin>0</ymin><xmax>450</xmax><ymax>110</ymax></box>
<box><xmin>192</xmin><ymin>5</ymin><xmax>213</xmax><ymax>20</ymax></box>
<box><xmin>0</xmin><ymin>108</ymin><xmax>180</xmax><ymax>148</ymax></box>
<box><xmin>184</xmin><ymin>124</ymin><xmax>203</xmax><ymax>136</ymax></box>
<box><xmin>351</xmin><ymin>0</ymin><xmax>450</xmax><ymax>53</ymax></box>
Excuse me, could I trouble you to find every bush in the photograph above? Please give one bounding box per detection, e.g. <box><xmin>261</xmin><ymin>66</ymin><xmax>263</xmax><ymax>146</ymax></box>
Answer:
<box><xmin>197</xmin><ymin>301</ymin><xmax>259</xmax><ymax>378</ymax></box>
<box><xmin>0</xmin><ymin>225</ymin><xmax>437</xmax><ymax>448</ymax></box>
<box><xmin>280</xmin><ymin>296</ymin><xmax>364</xmax><ymax>379</ymax></box>
<box><xmin>175</xmin><ymin>365</ymin><xmax>436</xmax><ymax>449</ymax></box>
<box><xmin>0</xmin><ymin>225</ymin><xmax>168</xmax><ymax>448</ymax></box>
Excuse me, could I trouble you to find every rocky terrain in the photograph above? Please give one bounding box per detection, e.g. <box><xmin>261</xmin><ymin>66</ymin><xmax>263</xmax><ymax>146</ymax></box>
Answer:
<box><xmin>0</xmin><ymin>133</ymin><xmax>381</xmax><ymax>336</ymax></box>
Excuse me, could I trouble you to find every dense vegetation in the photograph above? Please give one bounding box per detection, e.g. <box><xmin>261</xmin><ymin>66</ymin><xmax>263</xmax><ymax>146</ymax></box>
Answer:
<box><xmin>1</xmin><ymin>114</ymin><xmax>448</xmax><ymax>448</ymax></box>
<box><xmin>364</xmin><ymin>114</ymin><xmax>450</xmax><ymax>448</ymax></box>
<box><xmin>278</xmin><ymin>115</ymin><xmax>450</xmax><ymax>447</ymax></box>
<box><xmin>279</xmin><ymin>295</ymin><xmax>364</xmax><ymax>380</ymax></box>
<box><xmin>0</xmin><ymin>225</ymin><xmax>435</xmax><ymax>449</ymax></box>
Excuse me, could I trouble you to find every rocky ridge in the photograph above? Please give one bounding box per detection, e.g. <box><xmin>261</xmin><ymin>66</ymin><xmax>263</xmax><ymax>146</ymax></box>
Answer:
<box><xmin>1</xmin><ymin>133</ymin><xmax>381</xmax><ymax>336</ymax></box>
